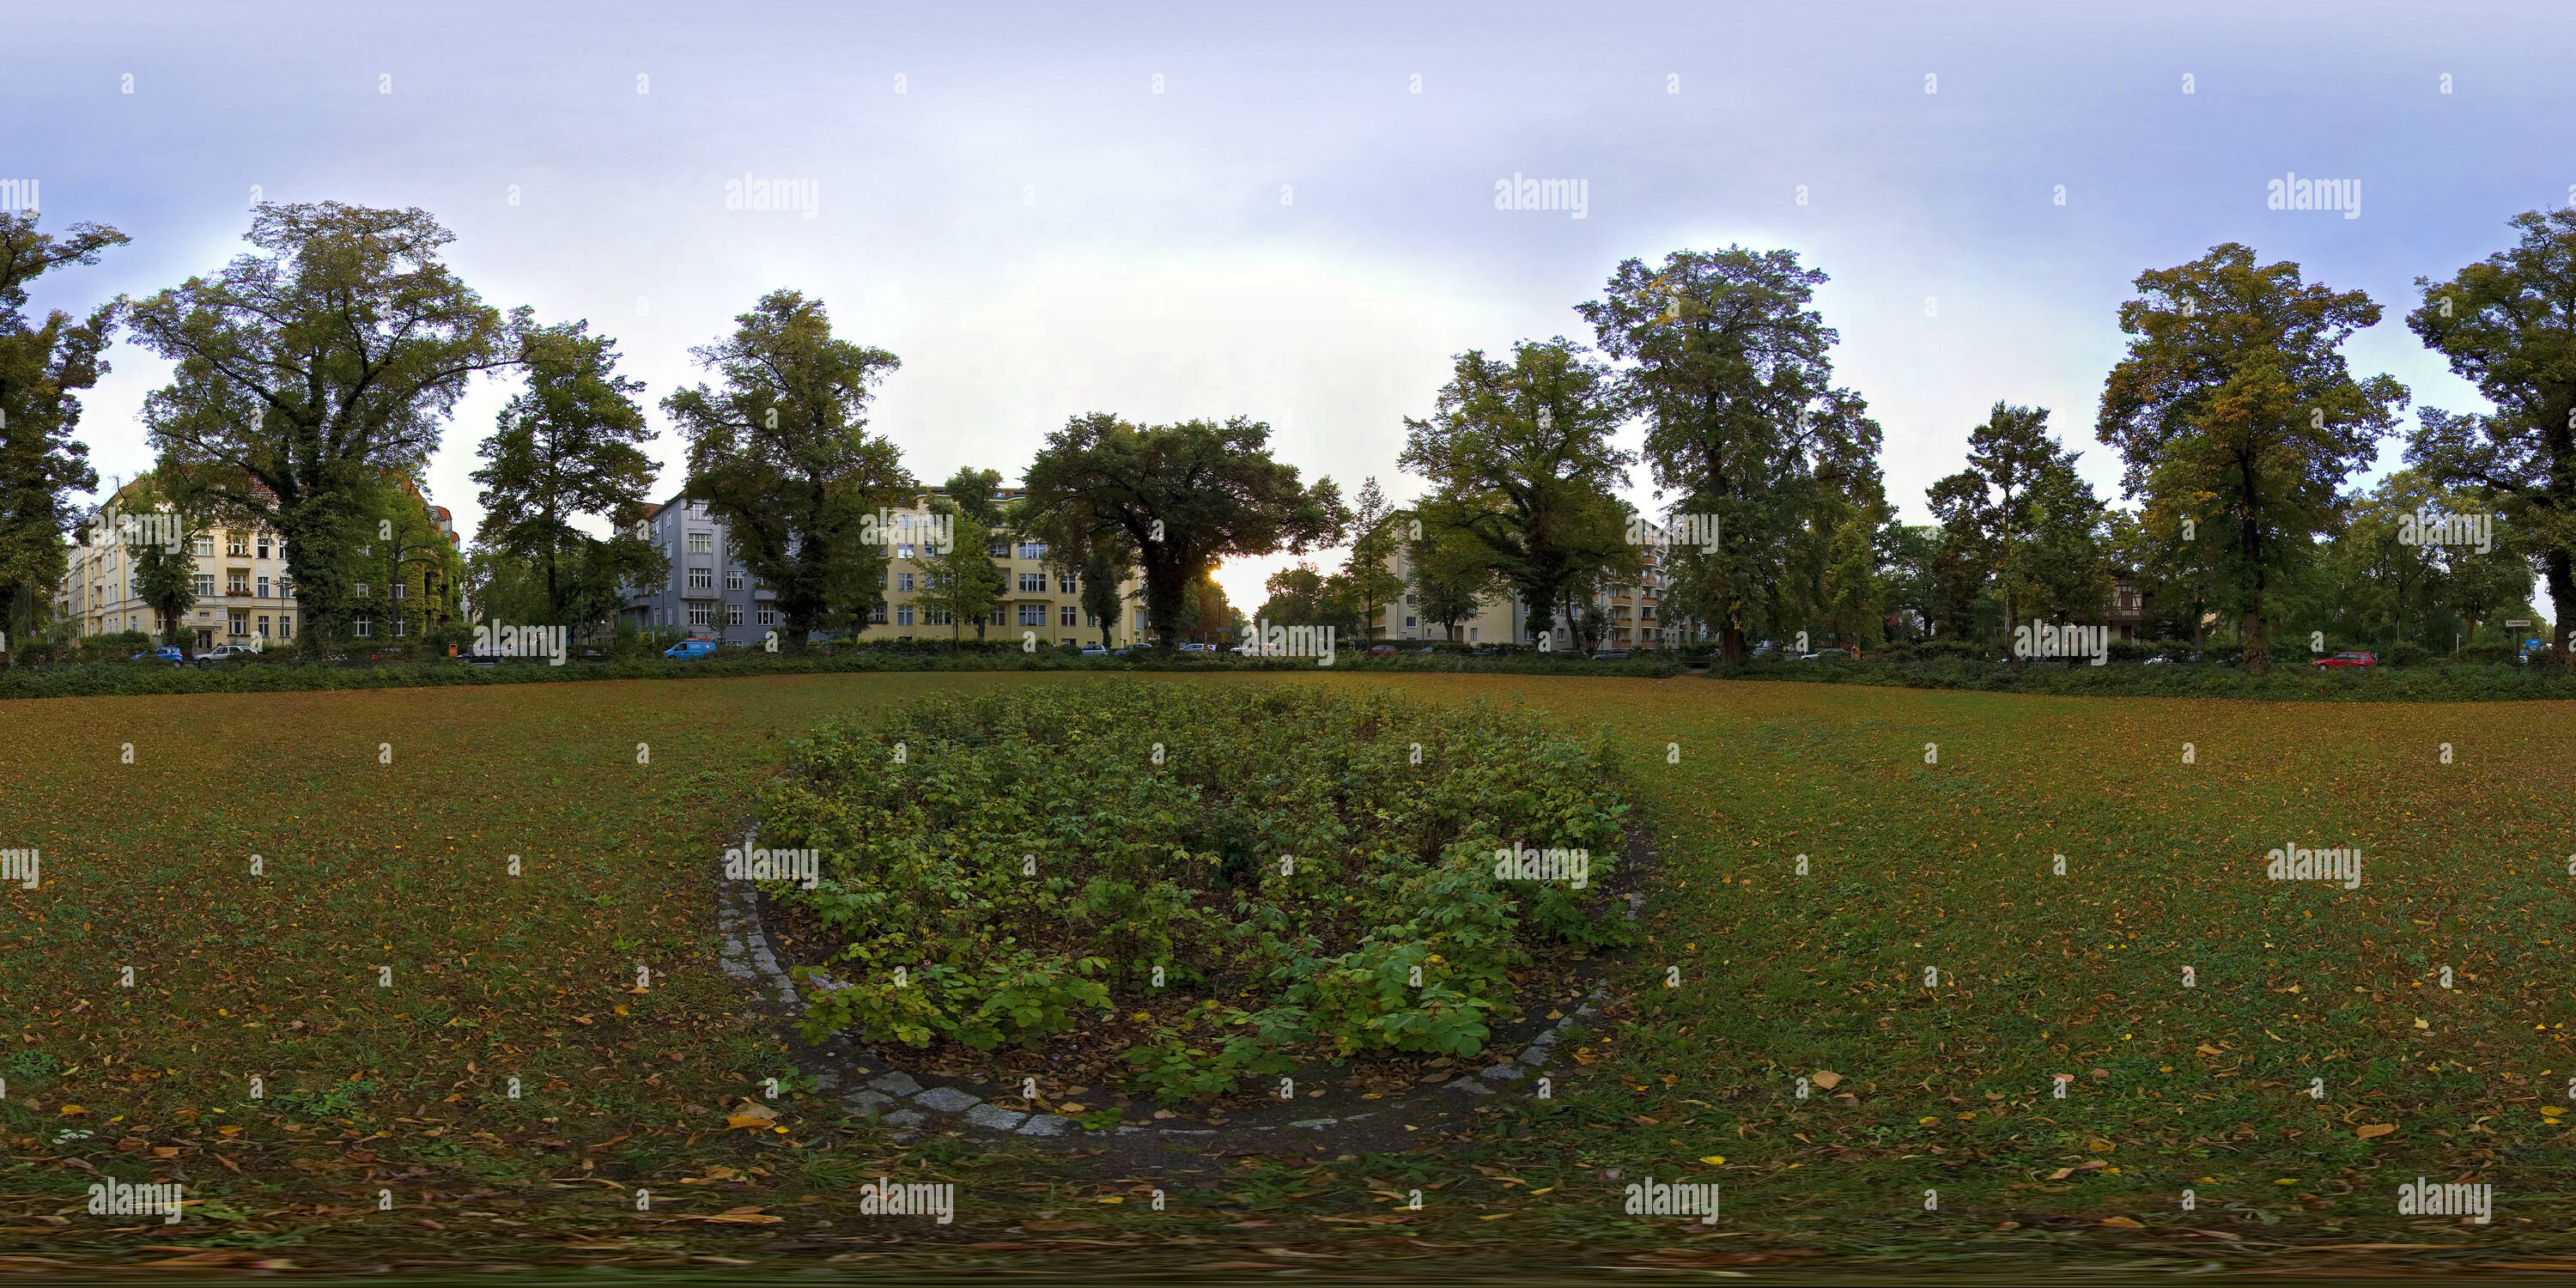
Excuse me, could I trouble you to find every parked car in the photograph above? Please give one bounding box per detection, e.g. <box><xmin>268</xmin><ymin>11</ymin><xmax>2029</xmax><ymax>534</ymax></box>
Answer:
<box><xmin>1080</xmin><ymin>643</ymin><xmax>1111</xmax><ymax>657</ymax></box>
<box><xmin>193</xmin><ymin>643</ymin><xmax>263</xmax><ymax>666</ymax></box>
<box><xmin>1368</xmin><ymin>643</ymin><xmax>1397</xmax><ymax>656</ymax></box>
<box><xmin>1590</xmin><ymin>647</ymin><xmax>1631</xmax><ymax>661</ymax></box>
<box><xmin>664</xmin><ymin>638</ymin><xmax>720</xmax><ymax>660</ymax></box>
<box><xmin>1469</xmin><ymin>647</ymin><xmax>1498</xmax><ymax>657</ymax></box>
<box><xmin>131</xmin><ymin>646</ymin><xmax>185</xmax><ymax>665</ymax></box>
<box><xmin>365</xmin><ymin>647</ymin><xmax>409</xmax><ymax>662</ymax></box>
<box><xmin>2313</xmin><ymin>651</ymin><xmax>2378</xmax><ymax>669</ymax></box>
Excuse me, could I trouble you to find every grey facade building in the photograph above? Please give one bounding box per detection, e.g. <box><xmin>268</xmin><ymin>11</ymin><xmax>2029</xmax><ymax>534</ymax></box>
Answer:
<box><xmin>622</xmin><ymin>494</ymin><xmax>779</xmax><ymax>647</ymax></box>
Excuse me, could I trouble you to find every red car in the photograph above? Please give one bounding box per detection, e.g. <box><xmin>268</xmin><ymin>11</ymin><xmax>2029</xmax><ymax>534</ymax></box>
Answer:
<box><xmin>1368</xmin><ymin>644</ymin><xmax>1397</xmax><ymax>656</ymax></box>
<box><xmin>2313</xmin><ymin>651</ymin><xmax>2377</xmax><ymax>669</ymax></box>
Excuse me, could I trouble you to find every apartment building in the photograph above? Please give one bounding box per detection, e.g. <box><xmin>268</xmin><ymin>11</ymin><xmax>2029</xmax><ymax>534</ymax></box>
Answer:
<box><xmin>59</xmin><ymin>506</ymin><xmax>299</xmax><ymax>650</ymax></box>
<box><xmin>623</xmin><ymin>487</ymin><xmax>1146</xmax><ymax>648</ymax></box>
<box><xmin>1372</xmin><ymin>527</ymin><xmax>1696</xmax><ymax>649</ymax></box>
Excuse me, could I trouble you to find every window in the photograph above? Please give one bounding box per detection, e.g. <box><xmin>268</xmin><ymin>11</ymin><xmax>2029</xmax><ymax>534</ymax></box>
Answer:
<box><xmin>926</xmin><ymin>608</ymin><xmax>952</xmax><ymax>625</ymax></box>
<box><xmin>1018</xmin><ymin>604</ymin><xmax>1045</xmax><ymax>626</ymax></box>
<box><xmin>688</xmin><ymin>605</ymin><xmax>713</xmax><ymax>627</ymax></box>
<box><xmin>757</xmin><ymin>606</ymin><xmax>777</xmax><ymax>626</ymax></box>
<box><xmin>687</xmin><ymin>568</ymin><xmax>714</xmax><ymax>591</ymax></box>
<box><xmin>867</xmin><ymin>605</ymin><xmax>887</xmax><ymax>624</ymax></box>
<box><xmin>280</xmin><ymin>616</ymin><xmax>293</xmax><ymax>639</ymax></box>
<box><xmin>1018</xmin><ymin>542</ymin><xmax>1046</xmax><ymax>559</ymax></box>
<box><xmin>1060</xmin><ymin>575</ymin><xmax>1078</xmax><ymax>593</ymax></box>
<box><xmin>1404</xmin><ymin>593</ymin><xmax>1416</xmax><ymax>606</ymax></box>
<box><xmin>896</xmin><ymin>572</ymin><xmax>914</xmax><ymax>592</ymax></box>
<box><xmin>726</xmin><ymin>604</ymin><xmax>744</xmax><ymax>626</ymax></box>
<box><xmin>1018</xmin><ymin>572</ymin><xmax>1045</xmax><ymax>592</ymax></box>
<box><xmin>394</xmin><ymin>616</ymin><xmax>407</xmax><ymax>637</ymax></box>
<box><xmin>726</xmin><ymin>570</ymin><xmax>744</xmax><ymax>591</ymax></box>
<box><xmin>1060</xmin><ymin>605</ymin><xmax>1078</xmax><ymax>627</ymax></box>
<box><xmin>350</xmin><ymin>615</ymin><xmax>369</xmax><ymax>638</ymax></box>
<box><xmin>687</xmin><ymin>531</ymin><xmax>713</xmax><ymax>555</ymax></box>
<box><xmin>228</xmin><ymin>572</ymin><xmax>248</xmax><ymax>596</ymax></box>
<box><xmin>989</xmin><ymin>543</ymin><xmax>1009</xmax><ymax>558</ymax></box>
<box><xmin>191</xmin><ymin>536</ymin><xmax>214</xmax><ymax>557</ymax></box>
<box><xmin>1469</xmin><ymin>628</ymin><xmax>1479</xmax><ymax>641</ymax></box>
<box><xmin>256</xmin><ymin>575</ymin><xmax>270</xmax><ymax>598</ymax></box>
<box><xmin>392</xmin><ymin>582</ymin><xmax>405</xmax><ymax>600</ymax></box>
<box><xmin>896</xmin><ymin>544</ymin><xmax>914</xmax><ymax>559</ymax></box>
<box><xmin>192</xmin><ymin>573</ymin><xmax>215</xmax><ymax>597</ymax></box>
<box><xmin>988</xmin><ymin>606</ymin><xmax>1006</xmax><ymax>626</ymax></box>
<box><xmin>1406</xmin><ymin>616</ymin><xmax>1418</xmax><ymax>628</ymax></box>
<box><xmin>257</xmin><ymin>537</ymin><xmax>270</xmax><ymax>559</ymax></box>
<box><xmin>1133</xmin><ymin>608</ymin><xmax>1148</xmax><ymax>629</ymax></box>
<box><xmin>355</xmin><ymin>583</ymin><xmax>369</xmax><ymax>600</ymax></box>
<box><xmin>896</xmin><ymin>605</ymin><xmax>915</xmax><ymax>626</ymax></box>
<box><xmin>227</xmin><ymin>532</ymin><xmax>246</xmax><ymax>556</ymax></box>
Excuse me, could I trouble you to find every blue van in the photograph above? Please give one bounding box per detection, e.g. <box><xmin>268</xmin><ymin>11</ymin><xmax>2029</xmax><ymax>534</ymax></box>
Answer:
<box><xmin>664</xmin><ymin>638</ymin><xmax>720</xmax><ymax>659</ymax></box>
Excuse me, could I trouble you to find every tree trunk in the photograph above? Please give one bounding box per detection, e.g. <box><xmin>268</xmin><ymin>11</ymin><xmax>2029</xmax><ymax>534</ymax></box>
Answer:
<box><xmin>2548</xmin><ymin>548</ymin><xmax>2575</xmax><ymax>670</ymax></box>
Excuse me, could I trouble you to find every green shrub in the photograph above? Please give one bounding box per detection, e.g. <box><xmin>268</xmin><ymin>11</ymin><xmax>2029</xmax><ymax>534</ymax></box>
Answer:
<box><xmin>2454</xmin><ymin>643</ymin><xmax>2520</xmax><ymax>666</ymax></box>
<box><xmin>758</xmin><ymin>682</ymin><xmax>1634</xmax><ymax>1100</ymax></box>
<box><xmin>2389</xmin><ymin>641</ymin><xmax>2433</xmax><ymax>667</ymax></box>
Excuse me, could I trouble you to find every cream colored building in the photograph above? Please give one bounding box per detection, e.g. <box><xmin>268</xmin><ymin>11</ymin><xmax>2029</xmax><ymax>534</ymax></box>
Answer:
<box><xmin>59</xmin><ymin>502</ymin><xmax>299</xmax><ymax>651</ymax></box>
<box><xmin>1371</xmin><ymin>530</ymin><xmax>1697</xmax><ymax>649</ymax></box>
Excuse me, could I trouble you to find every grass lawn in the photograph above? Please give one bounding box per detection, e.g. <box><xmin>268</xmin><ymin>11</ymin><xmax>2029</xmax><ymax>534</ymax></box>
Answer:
<box><xmin>3</xmin><ymin>671</ymin><xmax>2571</xmax><ymax>1275</ymax></box>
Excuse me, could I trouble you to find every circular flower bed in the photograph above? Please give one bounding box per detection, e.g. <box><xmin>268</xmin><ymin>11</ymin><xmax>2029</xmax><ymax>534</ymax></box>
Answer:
<box><xmin>753</xmin><ymin>680</ymin><xmax>1634</xmax><ymax>1103</ymax></box>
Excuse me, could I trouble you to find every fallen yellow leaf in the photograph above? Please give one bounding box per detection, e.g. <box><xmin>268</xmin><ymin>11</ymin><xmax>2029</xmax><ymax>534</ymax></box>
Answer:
<box><xmin>2355</xmin><ymin>1123</ymin><xmax>2397</xmax><ymax>1139</ymax></box>
<box><xmin>1810</xmin><ymin>1071</ymin><xmax>1843</xmax><ymax>1091</ymax></box>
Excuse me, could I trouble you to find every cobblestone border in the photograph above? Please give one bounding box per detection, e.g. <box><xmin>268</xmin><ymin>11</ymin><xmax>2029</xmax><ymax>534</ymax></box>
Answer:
<box><xmin>717</xmin><ymin>835</ymin><xmax>1647</xmax><ymax>1145</ymax></box>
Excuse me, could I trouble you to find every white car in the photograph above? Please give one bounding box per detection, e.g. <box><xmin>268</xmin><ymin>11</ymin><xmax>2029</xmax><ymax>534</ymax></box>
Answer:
<box><xmin>193</xmin><ymin>643</ymin><xmax>264</xmax><ymax>665</ymax></box>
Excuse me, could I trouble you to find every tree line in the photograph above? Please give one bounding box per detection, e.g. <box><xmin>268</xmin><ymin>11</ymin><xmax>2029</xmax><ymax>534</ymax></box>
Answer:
<box><xmin>2</xmin><ymin>202</ymin><xmax>2570</xmax><ymax>671</ymax></box>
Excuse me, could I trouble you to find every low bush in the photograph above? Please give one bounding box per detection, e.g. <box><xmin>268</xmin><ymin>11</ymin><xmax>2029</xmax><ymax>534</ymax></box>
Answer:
<box><xmin>756</xmin><ymin>682</ymin><xmax>1635</xmax><ymax>1101</ymax></box>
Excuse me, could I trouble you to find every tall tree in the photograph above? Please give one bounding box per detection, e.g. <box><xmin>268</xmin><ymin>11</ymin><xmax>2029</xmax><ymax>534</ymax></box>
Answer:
<box><xmin>1339</xmin><ymin>477</ymin><xmax>1406</xmax><ymax>640</ymax></box>
<box><xmin>1077</xmin><ymin>544</ymin><xmax>1128</xmax><ymax>647</ymax></box>
<box><xmin>1022</xmin><ymin>413</ymin><xmax>1345</xmax><ymax>654</ymax></box>
<box><xmin>2096</xmin><ymin>244</ymin><xmax>2408</xmax><ymax>674</ymax></box>
<box><xmin>1399</xmin><ymin>339</ymin><xmax>1637</xmax><ymax>649</ymax></box>
<box><xmin>122</xmin><ymin>473</ymin><xmax>209</xmax><ymax>655</ymax></box>
<box><xmin>1580</xmin><ymin>246</ymin><xmax>1880</xmax><ymax>663</ymax></box>
<box><xmin>471</xmin><ymin>320</ymin><xmax>665</xmax><ymax>633</ymax></box>
<box><xmin>0</xmin><ymin>211</ymin><xmax>126</xmax><ymax>661</ymax></box>
<box><xmin>2407</xmin><ymin>208</ymin><xmax>2576</xmax><ymax>665</ymax></box>
<box><xmin>131</xmin><ymin>202</ymin><xmax>513</xmax><ymax>659</ymax></box>
<box><xmin>1404</xmin><ymin>513</ymin><xmax>1498</xmax><ymax>642</ymax></box>
<box><xmin>1925</xmin><ymin>403</ymin><xmax>2111</xmax><ymax>637</ymax></box>
<box><xmin>919</xmin><ymin>500</ymin><xmax>1005</xmax><ymax>641</ymax></box>
<box><xmin>663</xmin><ymin>290</ymin><xmax>908</xmax><ymax>650</ymax></box>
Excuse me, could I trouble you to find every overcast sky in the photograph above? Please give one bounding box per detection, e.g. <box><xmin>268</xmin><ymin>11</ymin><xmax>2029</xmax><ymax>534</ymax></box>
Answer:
<box><xmin>12</xmin><ymin>0</ymin><xmax>2568</xmax><ymax>616</ymax></box>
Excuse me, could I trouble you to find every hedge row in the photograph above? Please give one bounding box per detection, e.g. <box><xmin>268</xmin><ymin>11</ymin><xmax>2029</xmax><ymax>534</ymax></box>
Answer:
<box><xmin>1705</xmin><ymin>654</ymin><xmax>2576</xmax><ymax>702</ymax></box>
<box><xmin>0</xmin><ymin>647</ymin><xmax>1686</xmax><ymax>701</ymax></box>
